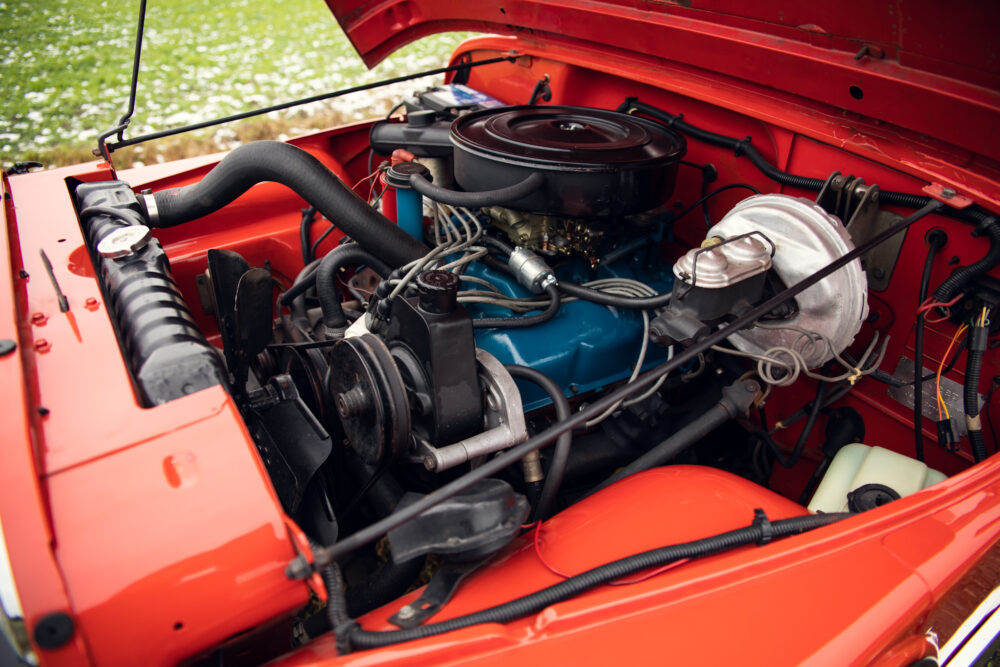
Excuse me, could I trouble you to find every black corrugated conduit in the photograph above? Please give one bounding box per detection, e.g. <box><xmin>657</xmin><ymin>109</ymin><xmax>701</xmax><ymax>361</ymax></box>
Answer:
<box><xmin>617</xmin><ymin>98</ymin><xmax>997</xmax><ymax>227</ymax></box>
<box><xmin>966</xmin><ymin>320</ymin><xmax>990</xmax><ymax>463</ymax></box>
<box><xmin>932</xmin><ymin>221</ymin><xmax>1000</xmax><ymax>302</ymax></box>
<box><xmin>329</xmin><ymin>511</ymin><xmax>850</xmax><ymax>652</ymax></box>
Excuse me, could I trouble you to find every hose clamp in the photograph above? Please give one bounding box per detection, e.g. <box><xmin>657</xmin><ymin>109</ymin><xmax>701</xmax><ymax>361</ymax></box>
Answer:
<box><xmin>142</xmin><ymin>192</ymin><xmax>159</xmax><ymax>225</ymax></box>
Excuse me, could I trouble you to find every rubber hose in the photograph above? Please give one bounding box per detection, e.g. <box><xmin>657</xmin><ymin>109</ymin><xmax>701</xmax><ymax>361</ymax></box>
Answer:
<box><xmin>483</xmin><ymin>235</ymin><xmax>516</xmax><ymax>257</ymax></box>
<box><xmin>557</xmin><ymin>280</ymin><xmax>672</xmax><ymax>309</ymax></box>
<box><xmin>751</xmin><ymin>382</ymin><xmax>829</xmax><ymax>470</ymax></box>
<box><xmin>933</xmin><ymin>219</ymin><xmax>1000</xmax><ymax>302</ymax></box>
<box><xmin>345</xmin><ymin>512</ymin><xmax>849</xmax><ymax>650</ymax></box>
<box><xmin>410</xmin><ymin>171</ymin><xmax>545</xmax><ymax>208</ymax></box>
<box><xmin>148</xmin><ymin>141</ymin><xmax>428</xmax><ymax>268</ymax></box>
<box><xmin>619</xmin><ymin>98</ymin><xmax>996</xmax><ymax>225</ymax></box>
<box><xmin>965</xmin><ymin>345</ymin><xmax>988</xmax><ymax>463</ymax></box>
<box><xmin>523</xmin><ymin>480</ymin><xmax>543</xmax><ymax>519</ymax></box>
<box><xmin>280</xmin><ymin>258</ymin><xmax>322</xmax><ymax>313</ymax></box>
<box><xmin>300</xmin><ymin>206</ymin><xmax>317</xmax><ymax>265</ymax></box>
<box><xmin>472</xmin><ymin>283</ymin><xmax>562</xmax><ymax>329</ymax></box>
<box><xmin>315</xmin><ymin>244</ymin><xmax>393</xmax><ymax>329</ymax></box>
<box><xmin>591</xmin><ymin>380</ymin><xmax>757</xmax><ymax>494</ymax></box>
<box><xmin>505</xmin><ymin>365</ymin><xmax>572</xmax><ymax>521</ymax></box>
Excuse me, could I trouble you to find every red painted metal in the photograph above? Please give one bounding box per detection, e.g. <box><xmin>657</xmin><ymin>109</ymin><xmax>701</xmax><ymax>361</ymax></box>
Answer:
<box><xmin>270</xmin><ymin>463</ymin><xmax>1000</xmax><ymax>665</ymax></box>
<box><xmin>325</xmin><ymin>0</ymin><xmax>1000</xmax><ymax>158</ymax></box>
<box><xmin>2</xmin><ymin>162</ymin><xmax>314</xmax><ymax>665</ymax></box>
<box><xmin>3</xmin><ymin>7</ymin><xmax>1000</xmax><ymax>666</ymax></box>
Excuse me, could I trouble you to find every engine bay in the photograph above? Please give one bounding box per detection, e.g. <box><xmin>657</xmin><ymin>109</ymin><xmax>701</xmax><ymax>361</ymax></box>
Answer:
<box><xmin>39</xmin><ymin>45</ymin><xmax>1000</xmax><ymax>663</ymax></box>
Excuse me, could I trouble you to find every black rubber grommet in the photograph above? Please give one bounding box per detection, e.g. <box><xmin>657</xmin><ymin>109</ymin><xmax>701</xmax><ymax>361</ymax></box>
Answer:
<box><xmin>33</xmin><ymin>612</ymin><xmax>74</xmax><ymax>649</ymax></box>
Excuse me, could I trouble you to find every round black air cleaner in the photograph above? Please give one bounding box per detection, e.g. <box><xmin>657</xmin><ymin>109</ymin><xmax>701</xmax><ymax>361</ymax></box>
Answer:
<box><xmin>451</xmin><ymin>105</ymin><xmax>685</xmax><ymax>217</ymax></box>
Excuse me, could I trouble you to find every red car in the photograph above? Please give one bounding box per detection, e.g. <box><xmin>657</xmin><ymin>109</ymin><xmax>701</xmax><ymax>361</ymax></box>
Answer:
<box><xmin>3</xmin><ymin>1</ymin><xmax>1000</xmax><ymax>665</ymax></box>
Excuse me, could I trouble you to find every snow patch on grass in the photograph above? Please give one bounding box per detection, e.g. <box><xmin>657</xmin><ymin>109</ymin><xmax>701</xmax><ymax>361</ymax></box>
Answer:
<box><xmin>1</xmin><ymin>0</ymin><xmax>472</xmax><ymax>168</ymax></box>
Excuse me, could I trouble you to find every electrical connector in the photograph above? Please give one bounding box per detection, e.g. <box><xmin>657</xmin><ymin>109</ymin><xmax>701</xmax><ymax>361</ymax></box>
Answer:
<box><xmin>937</xmin><ymin>418</ymin><xmax>960</xmax><ymax>452</ymax></box>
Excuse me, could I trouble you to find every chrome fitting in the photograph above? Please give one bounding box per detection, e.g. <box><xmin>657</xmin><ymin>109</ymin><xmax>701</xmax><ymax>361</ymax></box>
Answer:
<box><xmin>508</xmin><ymin>246</ymin><xmax>555</xmax><ymax>294</ymax></box>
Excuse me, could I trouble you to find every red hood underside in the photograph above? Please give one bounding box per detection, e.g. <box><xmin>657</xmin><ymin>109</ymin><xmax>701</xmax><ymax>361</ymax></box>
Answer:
<box><xmin>324</xmin><ymin>0</ymin><xmax>1000</xmax><ymax>159</ymax></box>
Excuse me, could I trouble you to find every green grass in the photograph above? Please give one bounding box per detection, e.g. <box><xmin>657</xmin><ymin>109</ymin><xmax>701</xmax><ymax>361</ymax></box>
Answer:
<box><xmin>0</xmin><ymin>0</ymin><xmax>471</xmax><ymax>168</ymax></box>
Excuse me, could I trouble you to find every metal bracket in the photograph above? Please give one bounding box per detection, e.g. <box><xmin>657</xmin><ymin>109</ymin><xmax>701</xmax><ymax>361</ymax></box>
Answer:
<box><xmin>389</xmin><ymin>557</ymin><xmax>490</xmax><ymax>629</ymax></box>
<box><xmin>816</xmin><ymin>172</ymin><xmax>903</xmax><ymax>291</ymax></box>
<box><xmin>419</xmin><ymin>349</ymin><xmax>528</xmax><ymax>472</ymax></box>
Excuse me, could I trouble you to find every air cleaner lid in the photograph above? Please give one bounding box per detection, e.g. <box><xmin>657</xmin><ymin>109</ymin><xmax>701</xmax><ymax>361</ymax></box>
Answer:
<box><xmin>451</xmin><ymin>105</ymin><xmax>685</xmax><ymax>169</ymax></box>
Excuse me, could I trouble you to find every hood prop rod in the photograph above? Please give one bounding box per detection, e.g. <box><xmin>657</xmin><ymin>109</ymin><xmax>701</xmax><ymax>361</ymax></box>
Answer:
<box><xmin>97</xmin><ymin>50</ymin><xmax>520</xmax><ymax>159</ymax></box>
<box><xmin>95</xmin><ymin>0</ymin><xmax>147</xmax><ymax>168</ymax></box>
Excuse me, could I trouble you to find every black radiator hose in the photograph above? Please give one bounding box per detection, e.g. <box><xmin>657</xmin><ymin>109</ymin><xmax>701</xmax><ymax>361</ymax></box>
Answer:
<box><xmin>340</xmin><ymin>511</ymin><xmax>849</xmax><ymax>651</ymax></box>
<box><xmin>932</xmin><ymin>219</ymin><xmax>1000</xmax><ymax>302</ymax></box>
<box><xmin>314</xmin><ymin>244</ymin><xmax>392</xmax><ymax>329</ymax></box>
<box><xmin>618</xmin><ymin>98</ymin><xmax>996</xmax><ymax>226</ymax></box>
<box><xmin>145</xmin><ymin>141</ymin><xmax>428</xmax><ymax>269</ymax></box>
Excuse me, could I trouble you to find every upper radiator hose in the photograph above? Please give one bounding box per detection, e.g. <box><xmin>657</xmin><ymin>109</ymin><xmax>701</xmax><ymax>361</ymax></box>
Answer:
<box><xmin>145</xmin><ymin>141</ymin><xmax>428</xmax><ymax>269</ymax></box>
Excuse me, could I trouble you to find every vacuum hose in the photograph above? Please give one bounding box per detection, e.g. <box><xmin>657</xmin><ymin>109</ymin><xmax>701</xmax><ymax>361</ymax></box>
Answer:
<box><xmin>145</xmin><ymin>141</ymin><xmax>428</xmax><ymax>268</ymax></box>
<box><xmin>504</xmin><ymin>365</ymin><xmax>573</xmax><ymax>520</ymax></box>
<box><xmin>410</xmin><ymin>171</ymin><xmax>545</xmax><ymax>208</ymax></box>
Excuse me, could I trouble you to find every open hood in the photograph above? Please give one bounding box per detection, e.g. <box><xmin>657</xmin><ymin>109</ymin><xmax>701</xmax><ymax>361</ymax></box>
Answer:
<box><xmin>326</xmin><ymin>0</ymin><xmax>1000</xmax><ymax>157</ymax></box>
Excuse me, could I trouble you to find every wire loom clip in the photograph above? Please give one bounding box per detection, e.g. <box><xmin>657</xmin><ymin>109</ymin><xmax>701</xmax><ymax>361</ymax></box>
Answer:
<box><xmin>752</xmin><ymin>508</ymin><xmax>774</xmax><ymax>545</ymax></box>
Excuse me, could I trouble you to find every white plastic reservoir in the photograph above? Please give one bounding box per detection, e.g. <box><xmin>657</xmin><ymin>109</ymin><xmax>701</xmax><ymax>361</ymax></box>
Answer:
<box><xmin>807</xmin><ymin>444</ymin><xmax>947</xmax><ymax>513</ymax></box>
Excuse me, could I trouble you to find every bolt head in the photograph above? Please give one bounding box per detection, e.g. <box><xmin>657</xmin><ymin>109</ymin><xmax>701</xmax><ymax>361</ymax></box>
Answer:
<box><xmin>941</xmin><ymin>187</ymin><xmax>957</xmax><ymax>199</ymax></box>
<box><xmin>397</xmin><ymin>605</ymin><xmax>415</xmax><ymax>619</ymax></box>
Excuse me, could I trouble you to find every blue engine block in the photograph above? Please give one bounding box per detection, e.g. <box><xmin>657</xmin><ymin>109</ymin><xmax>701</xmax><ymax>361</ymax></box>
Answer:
<box><xmin>465</xmin><ymin>240</ymin><xmax>674</xmax><ymax>411</ymax></box>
